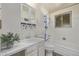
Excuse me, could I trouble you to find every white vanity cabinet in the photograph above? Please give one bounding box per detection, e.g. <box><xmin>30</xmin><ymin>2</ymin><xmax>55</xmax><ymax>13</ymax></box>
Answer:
<box><xmin>37</xmin><ymin>41</ymin><xmax>45</xmax><ymax>56</ymax></box>
<box><xmin>25</xmin><ymin>44</ymin><xmax>38</xmax><ymax>56</ymax></box>
<box><xmin>25</xmin><ymin>41</ymin><xmax>45</xmax><ymax>56</ymax></box>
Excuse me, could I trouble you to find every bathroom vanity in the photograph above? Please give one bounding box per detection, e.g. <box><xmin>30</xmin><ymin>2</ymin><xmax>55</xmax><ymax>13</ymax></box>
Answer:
<box><xmin>0</xmin><ymin>38</ymin><xmax>45</xmax><ymax>56</ymax></box>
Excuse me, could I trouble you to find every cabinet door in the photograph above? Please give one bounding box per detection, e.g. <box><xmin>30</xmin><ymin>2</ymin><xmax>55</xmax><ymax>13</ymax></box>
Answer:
<box><xmin>38</xmin><ymin>41</ymin><xmax>45</xmax><ymax>56</ymax></box>
<box><xmin>38</xmin><ymin>47</ymin><xmax>45</xmax><ymax>56</ymax></box>
<box><xmin>11</xmin><ymin>50</ymin><xmax>25</xmax><ymax>56</ymax></box>
<box><xmin>25</xmin><ymin>44</ymin><xmax>38</xmax><ymax>56</ymax></box>
<box><xmin>21</xmin><ymin>4</ymin><xmax>29</xmax><ymax>19</ymax></box>
<box><xmin>26</xmin><ymin>50</ymin><xmax>38</xmax><ymax>56</ymax></box>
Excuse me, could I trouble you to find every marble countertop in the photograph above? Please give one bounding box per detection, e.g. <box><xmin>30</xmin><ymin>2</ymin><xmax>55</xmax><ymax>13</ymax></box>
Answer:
<box><xmin>0</xmin><ymin>38</ymin><xmax>44</xmax><ymax>56</ymax></box>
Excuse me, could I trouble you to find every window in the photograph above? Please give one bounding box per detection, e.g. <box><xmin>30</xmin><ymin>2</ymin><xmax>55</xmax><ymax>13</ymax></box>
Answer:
<box><xmin>55</xmin><ymin>11</ymin><xmax>72</xmax><ymax>28</ymax></box>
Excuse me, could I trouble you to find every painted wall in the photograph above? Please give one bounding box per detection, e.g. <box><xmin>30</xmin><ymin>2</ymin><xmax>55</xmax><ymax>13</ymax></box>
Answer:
<box><xmin>35</xmin><ymin>7</ymin><xmax>50</xmax><ymax>38</ymax></box>
<box><xmin>35</xmin><ymin>9</ymin><xmax>44</xmax><ymax>37</ymax></box>
<box><xmin>1</xmin><ymin>3</ymin><xmax>21</xmax><ymax>38</ymax></box>
<box><xmin>0</xmin><ymin>3</ymin><xmax>44</xmax><ymax>40</ymax></box>
<box><xmin>50</xmin><ymin>4</ymin><xmax>79</xmax><ymax>55</ymax></box>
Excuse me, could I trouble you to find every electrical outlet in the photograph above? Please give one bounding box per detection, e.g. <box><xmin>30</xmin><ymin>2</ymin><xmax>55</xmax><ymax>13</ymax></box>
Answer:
<box><xmin>62</xmin><ymin>37</ymin><xmax>66</xmax><ymax>40</ymax></box>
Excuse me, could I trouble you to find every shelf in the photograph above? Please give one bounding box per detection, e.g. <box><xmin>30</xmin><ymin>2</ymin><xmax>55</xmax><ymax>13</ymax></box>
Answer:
<box><xmin>21</xmin><ymin>22</ymin><xmax>36</xmax><ymax>27</ymax></box>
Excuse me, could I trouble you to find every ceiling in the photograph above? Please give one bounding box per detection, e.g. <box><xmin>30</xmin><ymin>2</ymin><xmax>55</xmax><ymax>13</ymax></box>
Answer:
<box><xmin>28</xmin><ymin>3</ymin><xmax>78</xmax><ymax>14</ymax></box>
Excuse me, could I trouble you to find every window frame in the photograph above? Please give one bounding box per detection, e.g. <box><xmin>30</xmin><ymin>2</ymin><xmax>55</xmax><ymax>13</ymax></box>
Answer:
<box><xmin>55</xmin><ymin>11</ymin><xmax>72</xmax><ymax>28</ymax></box>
